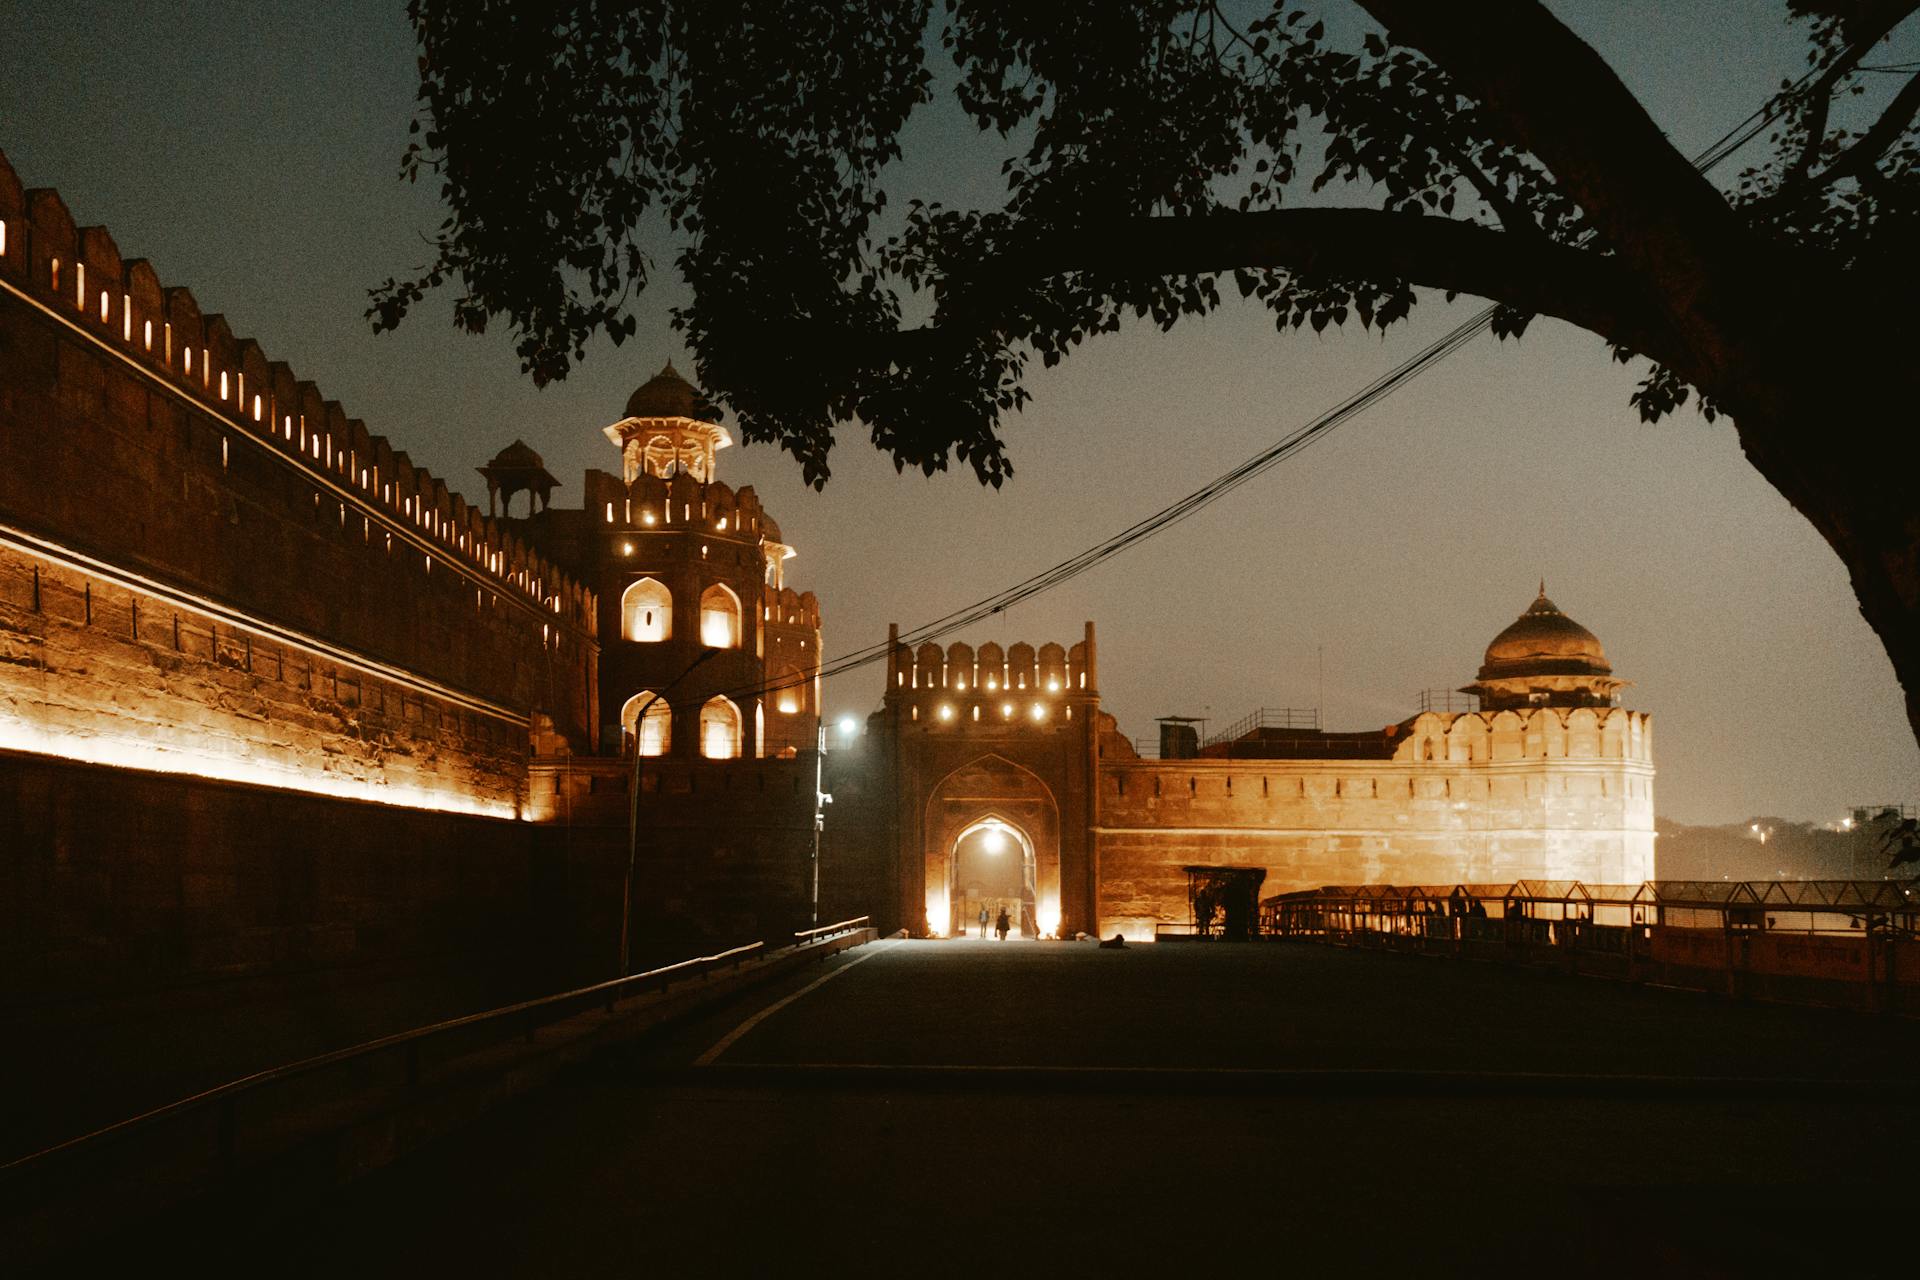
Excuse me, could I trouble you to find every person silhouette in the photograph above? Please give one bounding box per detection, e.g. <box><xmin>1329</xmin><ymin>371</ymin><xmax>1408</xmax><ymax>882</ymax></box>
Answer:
<box><xmin>978</xmin><ymin>903</ymin><xmax>989</xmax><ymax>938</ymax></box>
<box><xmin>995</xmin><ymin>907</ymin><xmax>1011</xmax><ymax>942</ymax></box>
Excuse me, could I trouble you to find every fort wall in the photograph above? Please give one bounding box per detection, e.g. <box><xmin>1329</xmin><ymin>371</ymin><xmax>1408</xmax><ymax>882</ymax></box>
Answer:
<box><xmin>1094</xmin><ymin>706</ymin><xmax>1656</xmax><ymax>939</ymax></box>
<box><xmin>530</xmin><ymin>754</ymin><xmax>820</xmax><ymax>954</ymax></box>
<box><xmin>0</xmin><ymin>150</ymin><xmax>597</xmax><ymax>805</ymax></box>
<box><xmin>0</xmin><ymin>751</ymin><xmax>562</xmax><ymax>1007</ymax></box>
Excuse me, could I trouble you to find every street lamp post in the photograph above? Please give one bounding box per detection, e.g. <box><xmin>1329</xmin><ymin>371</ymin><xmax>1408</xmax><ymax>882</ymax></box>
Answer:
<box><xmin>619</xmin><ymin>648</ymin><xmax>720</xmax><ymax>977</ymax></box>
<box><xmin>812</xmin><ymin>721</ymin><xmax>825</xmax><ymax>930</ymax></box>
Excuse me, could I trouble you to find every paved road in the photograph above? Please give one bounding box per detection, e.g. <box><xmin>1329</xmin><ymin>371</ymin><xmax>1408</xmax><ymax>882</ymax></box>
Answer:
<box><xmin>217</xmin><ymin>940</ymin><xmax>1920</xmax><ymax>1275</ymax></box>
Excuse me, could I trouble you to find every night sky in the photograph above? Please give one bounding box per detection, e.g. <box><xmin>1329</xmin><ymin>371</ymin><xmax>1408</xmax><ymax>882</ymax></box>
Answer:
<box><xmin>4</xmin><ymin>0</ymin><xmax>1915</xmax><ymax>826</ymax></box>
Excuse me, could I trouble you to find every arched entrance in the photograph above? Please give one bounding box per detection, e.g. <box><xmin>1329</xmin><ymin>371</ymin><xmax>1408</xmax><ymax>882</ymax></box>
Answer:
<box><xmin>950</xmin><ymin>817</ymin><xmax>1037</xmax><ymax>939</ymax></box>
<box><xmin>919</xmin><ymin>753</ymin><xmax>1063</xmax><ymax>939</ymax></box>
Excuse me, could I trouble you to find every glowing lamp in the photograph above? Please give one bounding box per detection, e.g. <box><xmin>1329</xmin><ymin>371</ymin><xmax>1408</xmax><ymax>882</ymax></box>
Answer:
<box><xmin>620</xmin><ymin>542</ymin><xmax>634</xmax><ymax>556</ymax></box>
<box><xmin>1030</xmin><ymin>703</ymin><xmax>1046</xmax><ymax>721</ymax></box>
<box><xmin>938</xmin><ymin>704</ymin><xmax>954</xmax><ymax>721</ymax></box>
<box><xmin>982</xmin><ymin>825</ymin><xmax>1008</xmax><ymax>854</ymax></box>
<box><xmin>838</xmin><ymin>716</ymin><xmax>857</xmax><ymax>736</ymax></box>
<box><xmin>642</xmin><ymin>512</ymin><xmax>656</xmax><ymax>525</ymax></box>
<box><xmin>1001</xmin><ymin>702</ymin><xmax>1013</xmax><ymax>719</ymax></box>
<box><xmin>1047</xmin><ymin>679</ymin><xmax>1061</xmax><ymax>692</ymax></box>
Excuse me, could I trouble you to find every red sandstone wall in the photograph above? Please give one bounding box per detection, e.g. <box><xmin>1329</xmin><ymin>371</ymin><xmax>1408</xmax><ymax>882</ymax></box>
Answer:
<box><xmin>0</xmin><ymin>753</ymin><xmax>563</xmax><ymax>1007</ymax></box>
<box><xmin>530</xmin><ymin>755</ymin><xmax>824</xmax><ymax>956</ymax></box>
<box><xmin>1094</xmin><ymin>755</ymin><xmax>1655</xmax><ymax>939</ymax></box>
<box><xmin>0</xmin><ymin>152</ymin><xmax>596</xmax><ymax>763</ymax></box>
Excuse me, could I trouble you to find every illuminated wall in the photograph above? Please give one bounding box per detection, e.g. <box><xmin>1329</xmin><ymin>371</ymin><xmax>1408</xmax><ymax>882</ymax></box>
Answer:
<box><xmin>1094</xmin><ymin>706</ymin><xmax>1656</xmax><ymax>940</ymax></box>
<box><xmin>0</xmin><ymin>148</ymin><xmax>598</xmax><ymax>811</ymax></box>
<box><xmin>853</xmin><ymin>626</ymin><xmax>1655</xmax><ymax>942</ymax></box>
<box><xmin>0</xmin><ymin>537</ymin><xmax>526</xmax><ymax>815</ymax></box>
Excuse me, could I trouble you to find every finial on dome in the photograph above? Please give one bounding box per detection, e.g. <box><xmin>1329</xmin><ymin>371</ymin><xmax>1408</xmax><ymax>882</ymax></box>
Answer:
<box><xmin>1538</xmin><ymin>577</ymin><xmax>1546</xmax><ymax>598</ymax></box>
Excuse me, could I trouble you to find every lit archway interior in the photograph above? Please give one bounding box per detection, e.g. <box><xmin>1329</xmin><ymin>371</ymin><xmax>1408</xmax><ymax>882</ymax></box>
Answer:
<box><xmin>621</xmin><ymin>578</ymin><xmax>672</xmax><ymax>642</ymax></box>
<box><xmin>699</xmin><ymin>584</ymin><xmax>741</xmax><ymax>648</ymax></box>
<box><xmin>700</xmin><ymin>695</ymin><xmax>742</xmax><ymax>758</ymax></box>
<box><xmin>950</xmin><ymin>817</ymin><xmax>1037</xmax><ymax>939</ymax></box>
<box><xmin>620</xmin><ymin>692</ymin><xmax>671</xmax><ymax>756</ymax></box>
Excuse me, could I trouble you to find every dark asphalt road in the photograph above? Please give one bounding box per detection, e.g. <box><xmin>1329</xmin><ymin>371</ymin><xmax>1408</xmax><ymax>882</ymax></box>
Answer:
<box><xmin>220</xmin><ymin>940</ymin><xmax>1920</xmax><ymax>1276</ymax></box>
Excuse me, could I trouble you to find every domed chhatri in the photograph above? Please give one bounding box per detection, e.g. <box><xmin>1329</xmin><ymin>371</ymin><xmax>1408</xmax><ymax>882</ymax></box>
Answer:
<box><xmin>476</xmin><ymin>438</ymin><xmax>559</xmax><ymax>517</ymax></box>
<box><xmin>622</xmin><ymin>361</ymin><xmax>716</xmax><ymax>423</ymax></box>
<box><xmin>604</xmin><ymin>361</ymin><xmax>732</xmax><ymax>484</ymax></box>
<box><xmin>1461</xmin><ymin>583</ymin><xmax>1626</xmax><ymax>711</ymax></box>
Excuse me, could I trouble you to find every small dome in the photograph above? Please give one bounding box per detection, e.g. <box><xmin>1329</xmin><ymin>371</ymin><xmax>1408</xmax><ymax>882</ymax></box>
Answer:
<box><xmin>623</xmin><ymin>361</ymin><xmax>714</xmax><ymax>422</ymax></box>
<box><xmin>485</xmin><ymin>439</ymin><xmax>545</xmax><ymax>470</ymax></box>
<box><xmin>1479</xmin><ymin>585</ymin><xmax>1610</xmax><ymax>677</ymax></box>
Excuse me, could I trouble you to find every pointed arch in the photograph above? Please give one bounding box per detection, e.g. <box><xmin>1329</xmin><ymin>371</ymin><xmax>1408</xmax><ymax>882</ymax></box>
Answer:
<box><xmin>699</xmin><ymin>694</ymin><xmax>742</xmax><ymax>758</ymax></box>
<box><xmin>699</xmin><ymin>583</ymin><xmax>741</xmax><ymax>648</ymax></box>
<box><xmin>620</xmin><ymin>691</ymin><xmax>671</xmax><ymax>756</ymax></box>
<box><xmin>921</xmin><ymin>752</ymin><xmax>1063</xmax><ymax>938</ymax></box>
<box><xmin>621</xmin><ymin>577</ymin><xmax>672</xmax><ymax>642</ymax></box>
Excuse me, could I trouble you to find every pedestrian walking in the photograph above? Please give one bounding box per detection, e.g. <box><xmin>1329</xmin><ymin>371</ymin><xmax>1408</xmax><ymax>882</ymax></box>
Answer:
<box><xmin>995</xmin><ymin>907</ymin><xmax>1011</xmax><ymax>942</ymax></box>
<box><xmin>978</xmin><ymin>903</ymin><xmax>990</xmax><ymax>938</ymax></box>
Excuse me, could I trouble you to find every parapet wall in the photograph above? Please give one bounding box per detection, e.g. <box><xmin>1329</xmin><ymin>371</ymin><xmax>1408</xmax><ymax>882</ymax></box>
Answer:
<box><xmin>0</xmin><ymin>152</ymin><xmax>594</xmax><ymax>724</ymax></box>
<box><xmin>1388</xmin><ymin>707</ymin><xmax>1653</xmax><ymax>765</ymax></box>
<box><xmin>888</xmin><ymin>632</ymin><xmax>1095</xmax><ymax>697</ymax></box>
<box><xmin>1094</xmin><ymin>707</ymin><xmax>1657</xmax><ymax>939</ymax></box>
<box><xmin>0</xmin><ymin>150</ymin><xmax>598</xmax><ymax>800</ymax></box>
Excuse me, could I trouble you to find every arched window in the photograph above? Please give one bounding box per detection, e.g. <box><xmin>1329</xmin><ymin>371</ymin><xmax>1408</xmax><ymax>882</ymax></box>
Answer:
<box><xmin>699</xmin><ymin>583</ymin><xmax>741</xmax><ymax>648</ymax></box>
<box><xmin>700</xmin><ymin>696</ymin><xmax>742</xmax><ymax>759</ymax></box>
<box><xmin>622</xmin><ymin>578</ymin><xmax>672</xmax><ymax>642</ymax></box>
<box><xmin>755</xmin><ymin>701</ymin><xmax>766</xmax><ymax>759</ymax></box>
<box><xmin>620</xmin><ymin>692</ymin><xmax>672</xmax><ymax>757</ymax></box>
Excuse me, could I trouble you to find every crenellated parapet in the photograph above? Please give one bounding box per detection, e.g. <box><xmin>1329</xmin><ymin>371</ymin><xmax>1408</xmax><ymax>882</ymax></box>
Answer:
<box><xmin>586</xmin><ymin>469</ymin><xmax>781</xmax><ymax>548</ymax></box>
<box><xmin>882</xmin><ymin>623</ymin><xmax>1098</xmax><ymax>731</ymax></box>
<box><xmin>1391</xmin><ymin>706</ymin><xmax>1654</xmax><ymax>765</ymax></box>
<box><xmin>763</xmin><ymin>586</ymin><xmax>821</xmax><ymax>631</ymax></box>
<box><xmin>0</xmin><ymin>150</ymin><xmax>592</xmax><ymax>637</ymax></box>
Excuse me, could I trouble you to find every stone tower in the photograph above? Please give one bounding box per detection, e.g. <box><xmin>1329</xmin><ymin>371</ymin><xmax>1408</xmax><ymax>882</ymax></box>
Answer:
<box><xmin>505</xmin><ymin>362</ymin><xmax>822</xmax><ymax>760</ymax></box>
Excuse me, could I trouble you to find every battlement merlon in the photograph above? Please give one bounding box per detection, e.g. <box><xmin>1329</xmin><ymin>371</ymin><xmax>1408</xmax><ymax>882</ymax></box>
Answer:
<box><xmin>0</xmin><ymin>148</ymin><xmax>592</xmax><ymax>635</ymax></box>
<box><xmin>885</xmin><ymin>621</ymin><xmax>1099</xmax><ymax>697</ymax></box>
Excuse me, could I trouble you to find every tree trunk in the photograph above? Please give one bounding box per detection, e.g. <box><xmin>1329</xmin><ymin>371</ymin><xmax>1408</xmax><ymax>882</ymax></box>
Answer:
<box><xmin>1724</xmin><ymin>372</ymin><xmax>1920</xmax><ymax>756</ymax></box>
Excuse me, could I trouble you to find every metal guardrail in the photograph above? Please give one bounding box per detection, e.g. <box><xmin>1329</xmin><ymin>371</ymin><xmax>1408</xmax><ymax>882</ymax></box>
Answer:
<box><xmin>1202</xmin><ymin>706</ymin><xmax>1320</xmax><ymax>748</ymax></box>
<box><xmin>794</xmin><ymin>915</ymin><xmax>870</xmax><ymax>945</ymax></box>
<box><xmin>3</xmin><ymin>935</ymin><xmax>796</xmax><ymax>1179</ymax></box>
<box><xmin>1260</xmin><ymin>880</ymin><xmax>1920</xmax><ymax>1014</ymax></box>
